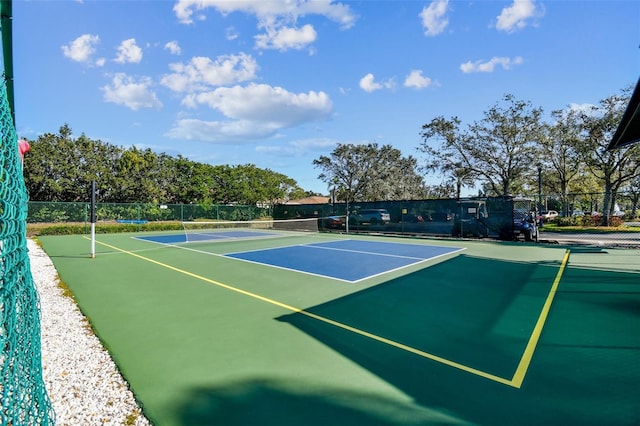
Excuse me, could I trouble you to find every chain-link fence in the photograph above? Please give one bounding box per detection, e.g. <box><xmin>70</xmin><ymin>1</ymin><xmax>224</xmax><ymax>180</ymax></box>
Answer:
<box><xmin>27</xmin><ymin>201</ymin><xmax>270</xmax><ymax>224</ymax></box>
<box><xmin>1</xmin><ymin>80</ymin><xmax>54</xmax><ymax>423</ymax></box>
<box><xmin>274</xmin><ymin>197</ymin><xmax>517</xmax><ymax>238</ymax></box>
<box><xmin>27</xmin><ymin>195</ymin><xmax>640</xmax><ymax>248</ymax></box>
<box><xmin>273</xmin><ymin>195</ymin><xmax>640</xmax><ymax>248</ymax></box>
<box><xmin>531</xmin><ymin>191</ymin><xmax>640</xmax><ymax>223</ymax></box>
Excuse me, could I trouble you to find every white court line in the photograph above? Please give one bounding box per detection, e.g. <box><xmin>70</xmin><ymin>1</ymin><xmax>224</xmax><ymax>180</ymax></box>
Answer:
<box><xmin>300</xmin><ymin>242</ymin><xmax>462</xmax><ymax>261</ymax></box>
<box><xmin>129</xmin><ymin>236</ymin><xmax>466</xmax><ymax>283</ymax></box>
<box><xmin>224</xmin><ymin>242</ymin><xmax>466</xmax><ymax>283</ymax></box>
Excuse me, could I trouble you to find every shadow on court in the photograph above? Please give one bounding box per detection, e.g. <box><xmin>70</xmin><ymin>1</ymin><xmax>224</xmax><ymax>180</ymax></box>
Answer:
<box><xmin>271</xmin><ymin>254</ymin><xmax>640</xmax><ymax>425</ymax></box>
<box><xmin>172</xmin><ymin>254</ymin><xmax>564</xmax><ymax>425</ymax></box>
<box><xmin>176</xmin><ymin>378</ymin><xmax>457</xmax><ymax>425</ymax></box>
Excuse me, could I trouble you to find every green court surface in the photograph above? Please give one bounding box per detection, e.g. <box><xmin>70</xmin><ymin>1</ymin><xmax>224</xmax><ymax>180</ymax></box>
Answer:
<box><xmin>37</xmin><ymin>231</ymin><xmax>640</xmax><ymax>425</ymax></box>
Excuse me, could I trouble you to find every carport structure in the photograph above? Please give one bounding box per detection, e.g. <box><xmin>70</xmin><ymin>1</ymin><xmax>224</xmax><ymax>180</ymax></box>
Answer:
<box><xmin>608</xmin><ymin>77</ymin><xmax>640</xmax><ymax>150</ymax></box>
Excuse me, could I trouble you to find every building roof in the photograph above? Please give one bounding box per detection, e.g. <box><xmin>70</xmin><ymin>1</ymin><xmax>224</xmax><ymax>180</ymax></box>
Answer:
<box><xmin>285</xmin><ymin>196</ymin><xmax>330</xmax><ymax>205</ymax></box>
<box><xmin>608</xmin><ymin>77</ymin><xmax>640</xmax><ymax>150</ymax></box>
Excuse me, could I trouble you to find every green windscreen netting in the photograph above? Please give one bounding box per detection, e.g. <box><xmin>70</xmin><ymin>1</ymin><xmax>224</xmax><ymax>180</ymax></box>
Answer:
<box><xmin>0</xmin><ymin>77</ymin><xmax>54</xmax><ymax>423</ymax></box>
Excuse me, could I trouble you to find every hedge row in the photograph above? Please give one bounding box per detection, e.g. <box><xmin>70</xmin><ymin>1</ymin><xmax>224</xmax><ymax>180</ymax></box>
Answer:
<box><xmin>27</xmin><ymin>221</ymin><xmax>183</xmax><ymax>237</ymax></box>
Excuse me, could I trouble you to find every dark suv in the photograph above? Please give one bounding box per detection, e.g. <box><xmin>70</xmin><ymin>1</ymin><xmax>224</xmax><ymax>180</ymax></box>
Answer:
<box><xmin>349</xmin><ymin>209</ymin><xmax>391</xmax><ymax>225</ymax></box>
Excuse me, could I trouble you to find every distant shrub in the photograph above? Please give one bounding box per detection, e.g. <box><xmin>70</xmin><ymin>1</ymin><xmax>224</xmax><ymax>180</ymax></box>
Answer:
<box><xmin>28</xmin><ymin>221</ymin><xmax>183</xmax><ymax>236</ymax></box>
<box><xmin>581</xmin><ymin>214</ymin><xmax>600</xmax><ymax>227</ymax></box>
<box><xmin>556</xmin><ymin>217</ymin><xmax>576</xmax><ymax>227</ymax></box>
<box><xmin>609</xmin><ymin>216</ymin><xmax>624</xmax><ymax>227</ymax></box>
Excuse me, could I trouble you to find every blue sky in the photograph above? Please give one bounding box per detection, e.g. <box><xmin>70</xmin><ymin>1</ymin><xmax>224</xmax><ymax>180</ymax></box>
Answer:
<box><xmin>11</xmin><ymin>0</ymin><xmax>640</xmax><ymax>195</ymax></box>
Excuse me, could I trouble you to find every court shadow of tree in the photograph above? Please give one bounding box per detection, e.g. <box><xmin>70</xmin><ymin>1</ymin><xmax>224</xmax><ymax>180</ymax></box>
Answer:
<box><xmin>275</xmin><ymin>254</ymin><xmax>591</xmax><ymax>425</ymax></box>
<box><xmin>176</xmin><ymin>377</ymin><xmax>459</xmax><ymax>425</ymax></box>
<box><xmin>283</xmin><ymin>254</ymin><xmax>559</xmax><ymax>377</ymax></box>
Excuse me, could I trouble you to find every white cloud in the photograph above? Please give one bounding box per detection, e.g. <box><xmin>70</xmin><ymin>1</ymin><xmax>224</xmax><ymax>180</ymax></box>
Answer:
<box><xmin>173</xmin><ymin>0</ymin><xmax>356</xmax><ymax>29</ymax></box>
<box><xmin>115</xmin><ymin>38</ymin><xmax>143</xmax><ymax>64</ymax></box>
<box><xmin>567</xmin><ymin>103</ymin><xmax>597</xmax><ymax>115</ymax></box>
<box><xmin>161</xmin><ymin>53</ymin><xmax>258</xmax><ymax>93</ymax></box>
<box><xmin>165</xmin><ymin>118</ymin><xmax>280</xmax><ymax>142</ymax></box>
<box><xmin>296</xmin><ymin>1</ymin><xmax>356</xmax><ymax>30</ymax></box>
<box><xmin>226</xmin><ymin>26</ymin><xmax>239</xmax><ymax>41</ymax></box>
<box><xmin>164</xmin><ymin>40</ymin><xmax>181</xmax><ymax>55</ymax></box>
<box><xmin>550</xmin><ymin>103</ymin><xmax>597</xmax><ymax>124</ymax></box>
<box><xmin>495</xmin><ymin>0</ymin><xmax>543</xmax><ymax>33</ymax></box>
<box><xmin>404</xmin><ymin>70</ymin><xmax>433</xmax><ymax>89</ymax></box>
<box><xmin>61</xmin><ymin>34</ymin><xmax>104</xmax><ymax>66</ymax></box>
<box><xmin>101</xmin><ymin>73</ymin><xmax>162</xmax><ymax>110</ymax></box>
<box><xmin>187</xmin><ymin>83</ymin><xmax>332</xmax><ymax>126</ymax></box>
<box><xmin>255</xmin><ymin>24</ymin><xmax>317</xmax><ymax>51</ymax></box>
<box><xmin>360</xmin><ymin>74</ymin><xmax>381</xmax><ymax>92</ymax></box>
<box><xmin>167</xmin><ymin>83</ymin><xmax>333</xmax><ymax>143</ymax></box>
<box><xmin>173</xmin><ymin>0</ymin><xmax>354</xmax><ymax>54</ymax></box>
<box><xmin>420</xmin><ymin>0</ymin><xmax>450</xmax><ymax>36</ymax></box>
<box><xmin>460</xmin><ymin>56</ymin><xmax>524</xmax><ymax>73</ymax></box>
<box><xmin>256</xmin><ymin>138</ymin><xmax>339</xmax><ymax>156</ymax></box>
<box><xmin>359</xmin><ymin>73</ymin><xmax>394</xmax><ymax>93</ymax></box>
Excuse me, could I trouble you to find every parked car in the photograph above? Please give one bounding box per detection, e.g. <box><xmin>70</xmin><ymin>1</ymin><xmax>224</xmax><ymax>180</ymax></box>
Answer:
<box><xmin>571</xmin><ymin>210</ymin><xmax>585</xmax><ymax>217</ymax></box>
<box><xmin>541</xmin><ymin>210</ymin><xmax>559</xmax><ymax>220</ymax></box>
<box><xmin>400</xmin><ymin>213</ymin><xmax>424</xmax><ymax>223</ymax></box>
<box><xmin>320</xmin><ymin>215</ymin><xmax>343</xmax><ymax>229</ymax></box>
<box><xmin>349</xmin><ymin>209</ymin><xmax>391</xmax><ymax>225</ymax></box>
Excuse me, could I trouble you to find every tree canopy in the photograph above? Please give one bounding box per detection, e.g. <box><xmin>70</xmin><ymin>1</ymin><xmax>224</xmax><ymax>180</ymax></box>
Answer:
<box><xmin>417</xmin><ymin>86</ymin><xmax>639</xmax><ymax>221</ymax></box>
<box><xmin>23</xmin><ymin>124</ymin><xmax>306</xmax><ymax>205</ymax></box>
<box><xmin>313</xmin><ymin>142</ymin><xmax>427</xmax><ymax>202</ymax></box>
<box><xmin>22</xmin><ymin>83</ymin><xmax>640</xmax><ymax>217</ymax></box>
<box><xmin>419</xmin><ymin>94</ymin><xmax>544</xmax><ymax>197</ymax></box>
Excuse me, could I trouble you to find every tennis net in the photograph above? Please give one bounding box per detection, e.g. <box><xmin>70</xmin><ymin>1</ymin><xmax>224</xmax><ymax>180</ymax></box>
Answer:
<box><xmin>181</xmin><ymin>217</ymin><xmax>319</xmax><ymax>243</ymax></box>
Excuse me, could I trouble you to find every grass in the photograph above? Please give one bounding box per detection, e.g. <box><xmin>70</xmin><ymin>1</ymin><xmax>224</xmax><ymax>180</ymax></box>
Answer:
<box><xmin>541</xmin><ymin>222</ymin><xmax>640</xmax><ymax>233</ymax></box>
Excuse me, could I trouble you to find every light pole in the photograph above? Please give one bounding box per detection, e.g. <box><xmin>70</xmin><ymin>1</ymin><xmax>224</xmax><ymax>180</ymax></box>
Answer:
<box><xmin>537</xmin><ymin>163</ymin><xmax>543</xmax><ymax>224</ymax></box>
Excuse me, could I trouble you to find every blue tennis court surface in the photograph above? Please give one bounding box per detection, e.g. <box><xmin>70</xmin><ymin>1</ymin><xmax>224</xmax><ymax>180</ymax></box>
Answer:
<box><xmin>225</xmin><ymin>240</ymin><xmax>464</xmax><ymax>282</ymax></box>
<box><xmin>136</xmin><ymin>230</ymin><xmax>278</xmax><ymax>244</ymax></box>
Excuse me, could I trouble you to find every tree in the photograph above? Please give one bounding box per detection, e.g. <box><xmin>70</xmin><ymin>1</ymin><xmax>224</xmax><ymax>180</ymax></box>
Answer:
<box><xmin>365</xmin><ymin>145</ymin><xmax>428</xmax><ymax>200</ymax></box>
<box><xmin>115</xmin><ymin>147</ymin><xmax>166</xmax><ymax>203</ymax></box>
<box><xmin>575</xmin><ymin>86</ymin><xmax>640</xmax><ymax>224</ymax></box>
<box><xmin>622</xmin><ymin>176</ymin><xmax>640</xmax><ymax>219</ymax></box>
<box><xmin>23</xmin><ymin>128</ymin><xmax>71</xmax><ymax>201</ymax></box>
<box><xmin>241</xmin><ymin>165</ymin><xmax>298</xmax><ymax>206</ymax></box>
<box><xmin>539</xmin><ymin>108</ymin><xmax>584</xmax><ymax>215</ymax></box>
<box><xmin>24</xmin><ymin>124</ymin><xmax>121</xmax><ymax>202</ymax></box>
<box><xmin>165</xmin><ymin>156</ymin><xmax>216</xmax><ymax>204</ymax></box>
<box><xmin>313</xmin><ymin>143</ymin><xmax>426</xmax><ymax>202</ymax></box>
<box><xmin>419</xmin><ymin>94</ymin><xmax>544</xmax><ymax>196</ymax></box>
<box><xmin>23</xmin><ymin>124</ymin><xmax>308</xmax><ymax>206</ymax></box>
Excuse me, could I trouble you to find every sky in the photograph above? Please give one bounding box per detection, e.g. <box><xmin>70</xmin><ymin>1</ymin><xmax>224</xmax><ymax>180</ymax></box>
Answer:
<box><xmin>11</xmin><ymin>0</ymin><xmax>640</xmax><ymax>195</ymax></box>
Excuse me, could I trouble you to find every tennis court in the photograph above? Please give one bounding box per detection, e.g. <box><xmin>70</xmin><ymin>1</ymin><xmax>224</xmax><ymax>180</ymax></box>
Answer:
<box><xmin>37</xmin><ymin>227</ymin><xmax>640</xmax><ymax>425</ymax></box>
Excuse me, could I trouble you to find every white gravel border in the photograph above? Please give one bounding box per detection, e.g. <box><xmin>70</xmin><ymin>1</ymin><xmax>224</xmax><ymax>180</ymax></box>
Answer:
<box><xmin>29</xmin><ymin>239</ymin><xmax>151</xmax><ymax>426</ymax></box>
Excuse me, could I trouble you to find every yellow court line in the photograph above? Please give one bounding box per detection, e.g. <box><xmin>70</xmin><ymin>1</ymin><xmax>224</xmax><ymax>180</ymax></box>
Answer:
<box><xmin>89</xmin><ymin>238</ymin><xmax>568</xmax><ymax>388</ymax></box>
<box><xmin>510</xmin><ymin>249</ymin><xmax>571</xmax><ymax>388</ymax></box>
